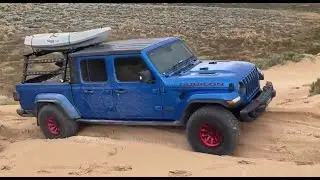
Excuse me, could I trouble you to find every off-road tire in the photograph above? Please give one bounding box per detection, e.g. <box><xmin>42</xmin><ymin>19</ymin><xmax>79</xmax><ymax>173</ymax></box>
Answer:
<box><xmin>38</xmin><ymin>104</ymin><xmax>79</xmax><ymax>139</ymax></box>
<box><xmin>186</xmin><ymin>105</ymin><xmax>240</xmax><ymax>155</ymax></box>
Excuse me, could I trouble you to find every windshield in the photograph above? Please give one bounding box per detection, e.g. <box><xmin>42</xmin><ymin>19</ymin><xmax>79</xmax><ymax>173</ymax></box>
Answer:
<box><xmin>147</xmin><ymin>40</ymin><xmax>195</xmax><ymax>74</ymax></box>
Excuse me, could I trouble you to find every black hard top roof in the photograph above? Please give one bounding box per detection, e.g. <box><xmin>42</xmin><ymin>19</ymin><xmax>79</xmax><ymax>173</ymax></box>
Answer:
<box><xmin>69</xmin><ymin>37</ymin><xmax>175</xmax><ymax>57</ymax></box>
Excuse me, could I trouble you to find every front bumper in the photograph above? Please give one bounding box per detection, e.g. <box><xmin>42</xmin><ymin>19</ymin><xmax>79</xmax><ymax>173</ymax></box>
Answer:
<box><xmin>239</xmin><ymin>81</ymin><xmax>276</xmax><ymax>122</ymax></box>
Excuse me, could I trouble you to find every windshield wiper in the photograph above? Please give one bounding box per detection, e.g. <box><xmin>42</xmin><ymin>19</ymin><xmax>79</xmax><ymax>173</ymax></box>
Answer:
<box><xmin>164</xmin><ymin>56</ymin><xmax>196</xmax><ymax>76</ymax></box>
<box><xmin>164</xmin><ymin>60</ymin><xmax>184</xmax><ymax>75</ymax></box>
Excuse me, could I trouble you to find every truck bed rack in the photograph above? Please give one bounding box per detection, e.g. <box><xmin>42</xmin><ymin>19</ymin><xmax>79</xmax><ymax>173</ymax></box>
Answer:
<box><xmin>25</xmin><ymin>58</ymin><xmax>65</xmax><ymax>64</ymax></box>
<box><xmin>21</xmin><ymin>51</ymin><xmax>68</xmax><ymax>83</ymax></box>
<box><xmin>25</xmin><ymin>68</ymin><xmax>64</xmax><ymax>76</ymax></box>
<box><xmin>21</xmin><ymin>45</ymin><xmax>97</xmax><ymax>83</ymax></box>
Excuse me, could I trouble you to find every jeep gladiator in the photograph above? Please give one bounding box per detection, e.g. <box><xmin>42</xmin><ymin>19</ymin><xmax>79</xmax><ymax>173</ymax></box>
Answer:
<box><xmin>13</xmin><ymin>37</ymin><xmax>276</xmax><ymax>155</ymax></box>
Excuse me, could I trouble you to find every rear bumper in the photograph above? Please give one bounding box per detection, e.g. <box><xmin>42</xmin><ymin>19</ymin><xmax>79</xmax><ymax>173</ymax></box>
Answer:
<box><xmin>16</xmin><ymin>108</ymin><xmax>34</xmax><ymax>117</ymax></box>
<box><xmin>239</xmin><ymin>81</ymin><xmax>276</xmax><ymax>122</ymax></box>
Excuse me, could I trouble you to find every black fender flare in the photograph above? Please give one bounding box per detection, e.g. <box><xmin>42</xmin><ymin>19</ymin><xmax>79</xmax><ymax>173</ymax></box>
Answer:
<box><xmin>180</xmin><ymin>99</ymin><xmax>241</xmax><ymax>125</ymax></box>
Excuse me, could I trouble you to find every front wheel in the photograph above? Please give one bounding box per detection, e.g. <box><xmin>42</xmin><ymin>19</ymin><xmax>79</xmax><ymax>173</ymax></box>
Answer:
<box><xmin>186</xmin><ymin>105</ymin><xmax>240</xmax><ymax>155</ymax></box>
<box><xmin>38</xmin><ymin>104</ymin><xmax>79</xmax><ymax>139</ymax></box>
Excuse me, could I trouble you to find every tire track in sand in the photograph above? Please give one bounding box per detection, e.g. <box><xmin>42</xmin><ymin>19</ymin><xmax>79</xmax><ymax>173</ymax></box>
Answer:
<box><xmin>235</xmin><ymin>110</ymin><xmax>320</xmax><ymax>164</ymax></box>
<box><xmin>1</xmin><ymin>107</ymin><xmax>320</xmax><ymax>164</ymax></box>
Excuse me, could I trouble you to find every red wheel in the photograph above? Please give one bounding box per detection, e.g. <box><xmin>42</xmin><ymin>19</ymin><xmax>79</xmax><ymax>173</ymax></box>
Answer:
<box><xmin>38</xmin><ymin>104</ymin><xmax>78</xmax><ymax>139</ymax></box>
<box><xmin>199</xmin><ymin>124</ymin><xmax>222</xmax><ymax>148</ymax></box>
<box><xmin>47</xmin><ymin>116</ymin><xmax>60</xmax><ymax>135</ymax></box>
<box><xmin>186</xmin><ymin>105</ymin><xmax>240</xmax><ymax>155</ymax></box>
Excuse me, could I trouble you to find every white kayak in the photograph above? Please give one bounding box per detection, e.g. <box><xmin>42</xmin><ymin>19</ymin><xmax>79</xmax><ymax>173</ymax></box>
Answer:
<box><xmin>24</xmin><ymin>27</ymin><xmax>111</xmax><ymax>51</ymax></box>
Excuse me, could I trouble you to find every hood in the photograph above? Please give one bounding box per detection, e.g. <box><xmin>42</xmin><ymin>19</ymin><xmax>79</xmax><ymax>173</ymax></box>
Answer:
<box><xmin>165</xmin><ymin>60</ymin><xmax>256</xmax><ymax>89</ymax></box>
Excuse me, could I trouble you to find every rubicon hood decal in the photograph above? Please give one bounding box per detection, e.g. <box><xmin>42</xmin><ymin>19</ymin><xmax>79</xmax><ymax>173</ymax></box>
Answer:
<box><xmin>180</xmin><ymin>82</ymin><xmax>224</xmax><ymax>87</ymax></box>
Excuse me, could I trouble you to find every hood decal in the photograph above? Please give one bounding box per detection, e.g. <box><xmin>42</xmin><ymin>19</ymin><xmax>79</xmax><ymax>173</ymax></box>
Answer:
<box><xmin>180</xmin><ymin>82</ymin><xmax>224</xmax><ymax>87</ymax></box>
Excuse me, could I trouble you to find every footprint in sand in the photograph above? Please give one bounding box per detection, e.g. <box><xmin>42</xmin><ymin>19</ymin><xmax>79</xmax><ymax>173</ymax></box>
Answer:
<box><xmin>276</xmin><ymin>98</ymin><xmax>294</xmax><ymax>105</ymax></box>
<box><xmin>294</xmin><ymin>161</ymin><xmax>314</xmax><ymax>166</ymax></box>
<box><xmin>68</xmin><ymin>163</ymin><xmax>107</xmax><ymax>176</ymax></box>
<box><xmin>37</xmin><ymin>169</ymin><xmax>51</xmax><ymax>174</ymax></box>
<box><xmin>108</xmin><ymin>148</ymin><xmax>118</xmax><ymax>156</ymax></box>
<box><xmin>0</xmin><ymin>165</ymin><xmax>12</xmax><ymax>171</ymax></box>
<box><xmin>112</xmin><ymin>165</ymin><xmax>132</xmax><ymax>172</ymax></box>
<box><xmin>168</xmin><ymin>170</ymin><xmax>192</xmax><ymax>177</ymax></box>
<box><xmin>237</xmin><ymin>160</ymin><xmax>255</xmax><ymax>165</ymax></box>
<box><xmin>0</xmin><ymin>144</ymin><xmax>5</xmax><ymax>153</ymax></box>
<box><xmin>302</xmin><ymin>84</ymin><xmax>311</xmax><ymax>87</ymax></box>
<box><xmin>68</xmin><ymin>164</ymin><xmax>96</xmax><ymax>175</ymax></box>
<box><xmin>0</xmin><ymin>136</ymin><xmax>8</xmax><ymax>141</ymax></box>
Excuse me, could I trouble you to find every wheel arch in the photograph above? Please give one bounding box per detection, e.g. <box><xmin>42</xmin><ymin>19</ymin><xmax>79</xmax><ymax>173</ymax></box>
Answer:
<box><xmin>34</xmin><ymin>93</ymin><xmax>81</xmax><ymax>125</ymax></box>
<box><xmin>181</xmin><ymin>100</ymin><xmax>230</xmax><ymax>126</ymax></box>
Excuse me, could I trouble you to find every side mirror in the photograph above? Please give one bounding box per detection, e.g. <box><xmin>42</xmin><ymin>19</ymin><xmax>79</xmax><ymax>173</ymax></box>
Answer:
<box><xmin>138</xmin><ymin>70</ymin><xmax>153</xmax><ymax>83</ymax></box>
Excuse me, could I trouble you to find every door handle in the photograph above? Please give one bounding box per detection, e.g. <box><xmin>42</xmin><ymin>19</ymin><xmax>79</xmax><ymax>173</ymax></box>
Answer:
<box><xmin>115</xmin><ymin>89</ymin><xmax>128</xmax><ymax>94</ymax></box>
<box><xmin>83</xmin><ymin>89</ymin><xmax>94</xmax><ymax>94</ymax></box>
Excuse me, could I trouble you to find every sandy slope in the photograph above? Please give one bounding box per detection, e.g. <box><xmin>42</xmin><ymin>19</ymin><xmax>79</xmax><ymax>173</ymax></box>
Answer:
<box><xmin>1</xmin><ymin>56</ymin><xmax>320</xmax><ymax>176</ymax></box>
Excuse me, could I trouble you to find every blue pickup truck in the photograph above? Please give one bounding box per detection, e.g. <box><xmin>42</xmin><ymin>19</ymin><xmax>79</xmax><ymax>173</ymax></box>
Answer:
<box><xmin>13</xmin><ymin>37</ymin><xmax>276</xmax><ymax>155</ymax></box>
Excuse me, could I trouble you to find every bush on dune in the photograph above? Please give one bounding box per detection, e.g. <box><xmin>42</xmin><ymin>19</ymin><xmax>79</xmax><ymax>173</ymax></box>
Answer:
<box><xmin>309</xmin><ymin>78</ymin><xmax>320</xmax><ymax>96</ymax></box>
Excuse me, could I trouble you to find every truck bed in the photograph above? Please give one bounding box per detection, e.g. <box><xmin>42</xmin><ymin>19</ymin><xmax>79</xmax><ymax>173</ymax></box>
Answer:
<box><xmin>15</xmin><ymin>83</ymin><xmax>74</xmax><ymax>114</ymax></box>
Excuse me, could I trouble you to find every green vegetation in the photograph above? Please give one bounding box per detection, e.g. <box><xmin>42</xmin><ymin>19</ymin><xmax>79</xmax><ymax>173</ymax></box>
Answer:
<box><xmin>251</xmin><ymin>52</ymin><xmax>306</xmax><ymax>70</ymax></box>
<box><xmin>309</xmin><ymin>78</ymin><xmax>320</xmax><ymax>96</ymax></box>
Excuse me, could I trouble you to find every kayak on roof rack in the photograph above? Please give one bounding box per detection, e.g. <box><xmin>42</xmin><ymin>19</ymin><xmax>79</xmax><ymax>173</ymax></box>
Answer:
<box><xmin>24</xmin><ymin>27</ymin><xmax>111</xmax><ymax>52</ymax></box>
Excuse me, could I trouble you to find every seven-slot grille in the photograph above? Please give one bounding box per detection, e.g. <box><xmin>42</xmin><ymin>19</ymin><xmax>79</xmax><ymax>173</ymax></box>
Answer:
<box><xmin>242</xmin><ymin>67</ymin><xmax>260</xmax><ymax>99</ymax></box>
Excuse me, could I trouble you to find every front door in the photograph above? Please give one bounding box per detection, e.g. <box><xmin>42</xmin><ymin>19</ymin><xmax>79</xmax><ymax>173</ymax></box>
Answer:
<box><xmin>110</xmin><ymin>55</ymin><xmax>163</xmax><ymax>120</ymax></box>
<box><xmin>72</xmin><ymin>56</ymin><xmax>114</xmax><ymax>119</ymax></box>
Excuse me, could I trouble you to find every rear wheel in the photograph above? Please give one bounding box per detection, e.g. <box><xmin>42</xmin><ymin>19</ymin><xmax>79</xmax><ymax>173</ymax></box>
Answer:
<box><xmin>38</xmin><ymin>104</ymin><xmax>79</xmax><ymax>139</ymax></box>
<box><xmin>186</xmin><ymin>105</ymin><xmax>240</xmax><ymax>155</ymax></box>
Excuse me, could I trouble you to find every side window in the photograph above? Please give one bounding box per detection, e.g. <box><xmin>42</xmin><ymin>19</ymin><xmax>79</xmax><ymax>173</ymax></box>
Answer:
<box><xmin>114</xmin><ymin>57</ymin><xmax>148</xmax><ymax>82</ymax></box>
<box><xmin>80</xmin><ymin>58</ymin><xmax>107</xmax><ymax>82</ymax></box>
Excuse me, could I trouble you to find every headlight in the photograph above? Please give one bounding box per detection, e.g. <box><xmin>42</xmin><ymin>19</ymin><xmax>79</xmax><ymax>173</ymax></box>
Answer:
<box><xmin>257</xmin><ymin>68</ymin><xmax>264</xmax><ymax>80</ymax></box>
<box><xmin>238</xmin><ymin>82</ymin><xmax>246</xmax><ymax>95</ymax></box>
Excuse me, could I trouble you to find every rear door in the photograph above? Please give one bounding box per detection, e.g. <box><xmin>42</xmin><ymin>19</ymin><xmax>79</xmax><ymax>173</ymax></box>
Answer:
<box><xmin>71</xmin><ymin>56</ymin><xmax>115</xmax><ymax>119</ymax></box>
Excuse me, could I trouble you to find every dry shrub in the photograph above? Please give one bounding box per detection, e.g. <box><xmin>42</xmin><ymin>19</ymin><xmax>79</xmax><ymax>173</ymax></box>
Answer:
<box><xmin>0</xmin><ymin>95</ymin><xmax>14</xmax><ymax>105</ymax></box>
<box><xmin>309</xmin><ymin>78</ymin><xmax>320</xmax><ymax>96</ymax></box>
<box><xmin>1</xmin><ymin>66</ymin><xmax>15</xmax><ymax>73</ymax></box>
